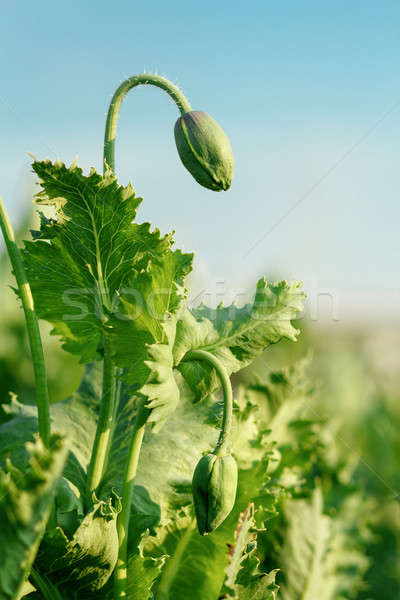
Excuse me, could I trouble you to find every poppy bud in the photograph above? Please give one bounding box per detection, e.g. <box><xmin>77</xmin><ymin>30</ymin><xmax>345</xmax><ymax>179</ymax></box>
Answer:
<box><xmin>174</xmin><ymin>111</ymin><xmax>234</xmax><ymax>191</ymax></box>
<box><xmin>192</xmin><ymin>452</ymin><xmax>238</xmax><ymax>535</ymax></box>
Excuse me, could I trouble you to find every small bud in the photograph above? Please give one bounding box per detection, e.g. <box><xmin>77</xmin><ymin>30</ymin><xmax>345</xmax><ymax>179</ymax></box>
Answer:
<box><xmin>192</xmin><ymin>452</ymin><xmax>238</xmax><ymax>535</ymax></box>
<box><xmin>174</xmin><ymin>111</ymin><xmax>234</xmax><ymax>191</ymax></box>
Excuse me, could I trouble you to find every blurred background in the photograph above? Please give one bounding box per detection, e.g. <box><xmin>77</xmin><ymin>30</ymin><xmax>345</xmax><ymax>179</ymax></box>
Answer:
<box><xmin>0</xmin><ymin>1</ymin><xmax>399</xmax><ymax>597</ymax></box>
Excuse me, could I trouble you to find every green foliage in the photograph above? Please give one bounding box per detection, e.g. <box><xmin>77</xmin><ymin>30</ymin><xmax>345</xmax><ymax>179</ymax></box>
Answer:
<box><xmin>35</xmin><ymin>493</ymin><xmax>121</xmax><ymax>594</ymax></box>
<box><xmin>0</xmin><ymin>155</ymin><xmax>389</xmax><ymax>599</ymax></box>
<box><xmin>0</xmin><ymin>434</ymin><xmax>67</xmax><ymax>600</ymax></box>
<box><xmin>124</xmin><ymin>548</ymin><xmax>166</xmax><ymax>600</ymax></box>
<box><xmin>23</xmin><ymin>159</ymin><xmax>192</xmax><ymax>372</ymax></box>
<box><xmin>174</xmin><ymin>279</ymin><xmax>305</xmax><ymax>401</ymax></box>
<box><xmin>222</xmin><ymin>504</ymin><xmax>279</xmax><ymax>600</ymax></box>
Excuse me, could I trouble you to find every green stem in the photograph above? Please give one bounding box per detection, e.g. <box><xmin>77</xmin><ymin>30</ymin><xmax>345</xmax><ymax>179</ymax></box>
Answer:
<box><xmin>86</xmin><ymin>336</ymin><xmax>115</xmax><ymax>498</ymax></box>
<box><xmin>99</xmin><ymin>74</ymin><xmax>192</xmax><ymax>497</ymax></box>
<box><xmin>102</xmin><ymin>367</ymin><xmax>123</xmax><ymax>478</ymax></box>
<box><xmin>103</xmin><ymin>73</ymin><xmax>192</xmax><ymax>173</ymax></box>
<box><xmin>0</xmin><ymin>198</ymin><xmax>51</xmax><ymax>446</ymax></box>
<box><xmin>183</xmin><ymin>350</ymin><xmax>233</xmax><ymax>455</ymax></box>
<box><xmin>103</xmin><ymin>75</ymin><xmax>193</xmax><ymax>598</ymax></box>
<box><xmin>114</xmin><ymin>398</ymin><xmax>149</xmax><ymax>598</ymax></box>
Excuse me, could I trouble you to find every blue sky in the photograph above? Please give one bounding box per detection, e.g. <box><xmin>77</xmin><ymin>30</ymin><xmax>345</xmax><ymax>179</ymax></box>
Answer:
<box><xmin>0</xmin><ymin>1</ymin><xmax>399</xmax><ymax>322</ymax></box>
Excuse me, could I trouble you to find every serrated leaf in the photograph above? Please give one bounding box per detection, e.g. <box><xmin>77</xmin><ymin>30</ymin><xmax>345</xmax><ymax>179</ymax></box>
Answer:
<box><xmin>0</xmin><ymin>364</ymin><xmax>101</xmax><ymax>502</ymax></box>
<box><xmin>244</xmin><ymin>358</ymin><xmax>314</xmax><ymax>446</ymax></box>
<box><xmin>174</xmin><ymin>279</ymin><xmax>305</xmax><ymax>400</ymax></box>
<box><xmin>242</xmin><ymin>359</ymin><xmax>324</xmax><ymax>500</ymax></box>
<box><xmin>35</xmin><ymin>492</ymin><xmax>121</xmax><ymax>594</ymax></box>
<box><xmin>124</xmin><ymin>543</ymin><xmax>167</xmax><ymax>600</ymax></box>
<box><xmin>278</xmin><ymin>488</ymin><xmax>331</xmax><ymax>600</ymax></box>
<box><xmin>109</xmin><ymin>247</ymin><xmax>192</xmax><ymax>428</ymax></box>
<box><xmin>139</xmin><ymin>317</ymin><xmax>180</xmax><ymax>432</ymax></box>
<box><xmin>278</xmin><ymin>487</ymin><xmax>370</xmax><ymax>600</ymax></box>
<box><xmin>145</xmin><ymin>453</ymin><xmax>273</xmax><ymax>600</ymax></box>
<box><xmin>23</xmin><ymin>159</ymin><xmax>191</xmax><ymax>366</ymax></box>
<box><xmin>233</xmin><ymin>569</ymin><xmax>279</xmax><ymax>600</ymax></box>
<box><xmin>0</xmin><ymin>434</ymin><xmax>67</xmax><ymax>600</ymax></box>
<box><xmin>224</xmin><ymin>504</ymin><xmax>258</xmax><ymax>592</ymax></box>
<box><xmin>150</xmin><ymin>513</ymin><xmax>229</xmax><ymax>600</ymax></box>
<box><xmin>0</xmin><ymin>366</ymin><xmax>218</xmax><ymax>529</ymax></box>
<box><xmin>112</xmin><ymin>249</ymin><xmax>192</xmax><ymax>346</ymax></box>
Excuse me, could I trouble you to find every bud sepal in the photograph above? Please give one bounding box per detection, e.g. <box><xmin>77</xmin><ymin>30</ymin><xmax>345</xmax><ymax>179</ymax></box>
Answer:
<box><xmin>174</xmin><ymin>111</ymin><xmax>234</xmax><ymax>191</ymax></box>
<box><xmin>192</xmin><ymin>452</ymin><xmax>238</xmax><ymax>535</ymax></box>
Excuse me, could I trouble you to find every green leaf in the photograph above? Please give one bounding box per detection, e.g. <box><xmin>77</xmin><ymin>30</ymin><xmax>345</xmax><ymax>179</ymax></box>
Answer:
<box><xmin>0</xmin><ymin>366</ymin><xmax>217</xmax><ymax>529</ymax></box>
<box><xmin>23</xmin><ymin>159</ymin><xmax>191</xmax><ymax>365</ymax></box>
<box><xmin>145</xmin><ymin>452</ymin><xmax>273</xmax><ymax>600</ymax></box>
<box><xmin>0</xmin><ymin>365</ymin><xmax>110</xmax><ymax>547</ymax></box>
<box><xmin>148</xmin><ymin>511</ymin><xmax>229</xmax><ymax>600</ymax></box>
<box><xmin>112</xmin><ymin>249</ymin><xmax>192</xmax><ymax>347</ymax></box>
<box><xmin>139</xmin><ymin>318</ymin><xmax>180</xmax><ymax>432</ymax></box>
<box><xmin>233</xmin><ymin>569</ymin><xmax>278</xmax><ymax>600</ymax></box>
<box><xmin>124</xmin><ymin>541</ymin><xmax>167</xmax><ymax>600</ymax></box>
<box><xmin>223</xmin><ymin>503</ymin><xmax>259</xmax><ymax>593</ymax></box>
<box><xmin>35</xmin><ymin>492</ymin><xmax>121</xmax><ymax>594</ymax></box>
<box><xmin>110</xmin><ymin>248</ymin><xmax>192</xmax><ymax>431</ymax></box>
<box><xmin>140</xmin><ymin>343</ymin><xmax>179</xmax><ymax>433</ymax></box>
<box><xmin>0</xmin><ymin>397</ymin><xmax>39</xmax><ymax>469</ymax></box>
<box><xmin>276</xmin><ymin>487</ymin><xmax>370</xmax><ymax>600</ymax></box>
<box><xmin>321</xmin><ymin>492</ymin><xmax>371</xmax><ymax>600</ymax></box>
<box><xmin>174</xmin><ymin>279</ymin><xmax>305</xmax><ymax>400</ymax></box>
<box><xmin>23</xmin><ymin>158</ymin><xmax>193</xmax><ymax>430</ymax></box>
<box><xmin>131</xmin><ymin>374</ymin><xmax>218</xmax><ymax>523</ymax></box>
<box><xmin>0</xmin><ymin>434</ymin><xmax>67</xmax><ymax>600</ymax></box>
<box><xmin>243</xmin><ymin>358</ymin><xmax>314</xmax><ymax>446</ymax></box>
<box><xmin>0</xmin><ymin>364</ymin><xmax>101</xmax><ymax>503</ymax></box>
<box><xmin>278</xmin><ymin>489</ymin><xmax>330</xmax><ymax>600</ymax></box>
<box><xmin>240</xmin><ymin>358</ymin><xmax>326</xmax><ymax>506</ymax></box>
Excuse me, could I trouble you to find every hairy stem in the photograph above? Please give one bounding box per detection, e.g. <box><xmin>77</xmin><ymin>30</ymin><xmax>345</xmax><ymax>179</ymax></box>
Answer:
<box><xmin>183</xmin><ymin>350</ymin><xmax>233</xmax><ymax>455</ymax></box>
<box><xmin>114</xmin><ymin>398</ymin><xmax>149</xmax><ymax>598</ymax></box>
<box><xmin>102</xmin><ymin>74</ymin><xmax>193</xmax><ymax>598</ymax></box>
<box><xmin>98</xmin><ymin>74</ymin><xmax>191</xmax><ymax>497</ymax></box>
<box><xmin>86</xmin><ymin>336</ymin><xmax>115</xmax><ymax>498</ymax></box>
<box><xmin>0</xmin><ymin>198</ymin><xmax>51</xmax><ymax>446</ymax></box>
<box><xmin>103</xmin><ymin>73</ymin><xmax>192</xmax><ymax>172</ymax></box>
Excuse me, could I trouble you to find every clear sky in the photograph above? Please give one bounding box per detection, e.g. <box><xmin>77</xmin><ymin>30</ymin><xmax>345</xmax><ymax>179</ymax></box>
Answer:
<box><xmin>0</xmin><ymin>1</ymin><xmax>399</xmax><ymax>324</ymax></box>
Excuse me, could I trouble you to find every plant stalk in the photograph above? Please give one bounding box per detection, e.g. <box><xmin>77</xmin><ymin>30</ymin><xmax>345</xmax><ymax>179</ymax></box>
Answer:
<box><xmin>103</xmin><ymin>73</ymin><xmax>192</xmax><ymax>172</ymax></box>
<box><xmin>86</xmin><ymin>336</ymin><xmax>115</xmax><ymax>498</ymax></box>
<box><xmin>102</xmin><ymin>74</ymin><xmax>193</xmax><ymax>598</ymax></box>
<box><xmin>183</xmin><ymin>349</ymin><xmax>233</xmax><ymax>455</ymax></box>
<box><xmin>114</xmin><ymin>398</ymin><xmax>149</xmax><ymax>598</ymax></box>
<box><xmin>96</xmin><ymin>74</ymin><xmax>191</xmax><ymax>495</ymax></box>
<box><xmin>0</xmin><ymin>198</ymin><xmax>51</xmax><ymax>447</ymax></box>
<box><xmin>102</xmin><ymin>367</ymin><xmax>123</xmax><ymax>478</ymax></box>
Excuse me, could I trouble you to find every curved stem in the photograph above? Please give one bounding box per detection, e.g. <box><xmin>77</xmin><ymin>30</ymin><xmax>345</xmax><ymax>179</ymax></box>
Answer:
<box><xmin>114</xmin><ymin>398</ymin><xmax>149</xmax><ymax>598</ymax></box>
<box><xmin>0</xmin><ymin>198</ymin><xmax>51</xmax><ymax>446</ymax></box>
<box><xmin>182</xmin><ymin>350</ymin><xmax>233</xmax><ymax>455</ymax></box>
<box><xmin>103</xmin><ymin>73</ymin><xmax>192</xmax><ymax>173</ymax></box>
<box><xmin>104</xmin><ymin>74</ymin><xmax>193</xmax><ymax>598</ymax></box>
<box><xmin>86</xmin><ymin>336</ymin><xmax>115</xmax><ymax>498</ymax></box>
